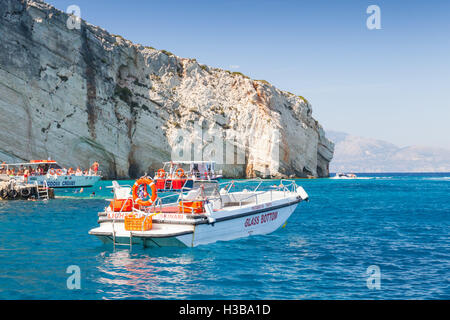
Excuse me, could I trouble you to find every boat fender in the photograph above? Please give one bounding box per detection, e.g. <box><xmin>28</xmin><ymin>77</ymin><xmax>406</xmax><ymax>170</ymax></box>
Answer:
<box><xmin>20</xmin><ymin>187</ymin><xmax>31</xmax><ymax>198</ymax></box>
<box><xmin>296</xmin><ymin>186</ymin><xmax>309</xmax><ymax>201</ymax></box>
<box><xmin>8</xmin><ymin>189</ymin><xmax>18</xmax><ymax>199</ymax></box>
<box><xmin>0</xmin><ymin>189</ymin><xmax>8</xmax><ymax>199</ymax></box>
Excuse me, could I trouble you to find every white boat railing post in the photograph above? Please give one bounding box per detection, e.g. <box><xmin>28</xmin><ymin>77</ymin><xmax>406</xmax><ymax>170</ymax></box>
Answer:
<box><xmin>34</xmin><ymin>181</ymin><xmax>39</xmax><ymax>200</ymax></box>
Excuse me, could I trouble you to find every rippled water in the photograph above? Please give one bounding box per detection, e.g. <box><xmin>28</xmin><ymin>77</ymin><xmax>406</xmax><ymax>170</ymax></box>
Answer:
<box><xmin>0</xmin><ymin>173</ymin><xmax>449</xmax><ymax>299</ymax></box>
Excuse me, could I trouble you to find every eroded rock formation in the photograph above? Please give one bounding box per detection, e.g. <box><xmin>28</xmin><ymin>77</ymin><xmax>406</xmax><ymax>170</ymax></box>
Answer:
<box><xmin>0</xmin><ymin>0</ymin><xmax>334</xmax><ymax>178</ymax></box>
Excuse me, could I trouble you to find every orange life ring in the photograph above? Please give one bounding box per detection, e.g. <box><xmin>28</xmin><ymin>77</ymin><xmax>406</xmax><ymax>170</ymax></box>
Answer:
<box><xmin>132</xmin><ymin>177</ymin><xmax>157</xmax><ymax>206</ymax></box>
<box><xmin>48</xmin><ymin>169</ymin><xmax>56</xmax><ymax>175</ymax></box>
<box><xmin>176</xmin><ymin>168</ymin><xmax>184</xmax><ymax>178</ymax></box>
<box><xmin>157</xmin><ymin>168</ymin><xmax>165</xmax><ymax>178</ymax></box>
<box><xmin>56</xmin><ymin>169</ymin><xmax>63</xmax><ymax>176</ymax></box>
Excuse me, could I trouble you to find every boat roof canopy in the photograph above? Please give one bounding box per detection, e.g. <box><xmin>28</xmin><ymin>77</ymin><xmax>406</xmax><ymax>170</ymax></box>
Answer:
<box><xmin>163</xmin><ymin>161</ymin><xmax>217</xmax><ymax>164</ymax></box>
<box><xmin>2</xmin><ymin>160</ymin><xmax>58</xmax><ymax>166</ymax></box>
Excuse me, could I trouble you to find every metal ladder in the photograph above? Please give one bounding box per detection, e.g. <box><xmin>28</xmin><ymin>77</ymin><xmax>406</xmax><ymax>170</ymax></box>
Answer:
<box><xmin>112</xmin><ymin>229</ymin><xmax>134</xmax><ymax>251</ymax></box>
<box><xmin>111</xmin><ymin>220</ymin><xmax>134</xmax><ymax>251</ymax></box>
<box><xmin>111</xmin><ymin>205</ymin><xmax>134</xmax><ymax>251</ymax></box>
<box><xmin>36</xmin><ymin>180</ymin><xmax>49</xmax><ymax>200</ymax></box>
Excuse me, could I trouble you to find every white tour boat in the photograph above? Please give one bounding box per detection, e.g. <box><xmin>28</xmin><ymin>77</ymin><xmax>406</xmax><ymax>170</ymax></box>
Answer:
<box><xmin>89</xmin><ymin>178</ymin><xmax>309</xmax><ymax>248</ymax></box>
<box><xmin>1</xmin><ymin>160</ymin><xmax>102</xmax><ymax>188</ymax></box>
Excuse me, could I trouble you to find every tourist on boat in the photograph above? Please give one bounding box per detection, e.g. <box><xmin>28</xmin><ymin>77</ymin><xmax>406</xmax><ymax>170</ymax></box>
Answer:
<box><xmin>75</xmin><ymin>167</ymin><xmax>82</xmax><ymax>176</ymax></box>
<box><xmin>192</xmin><ymin>163</ymin><xmax>199</xmax><ymax>178</ymax></box>
<box><xmin>91</xmin><ymin>161</ymin><xmax>99</xmax><ymax>175</ymax></box>
<box><xmin>23</xmin><ymin>168</ymin><xmax>29</xmax><ymax>183</ymax></box>
<box><xmin>168</xmin><ymin>161</ymin><xmax>175</xmax><ymax>178</ymax></box>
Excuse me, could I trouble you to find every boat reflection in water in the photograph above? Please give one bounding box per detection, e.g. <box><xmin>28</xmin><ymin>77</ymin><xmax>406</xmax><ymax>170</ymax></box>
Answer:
<box><xmin>93</xmin><ymin>249</ymin><xmax>215</xmax><ymax>299</ymax></box>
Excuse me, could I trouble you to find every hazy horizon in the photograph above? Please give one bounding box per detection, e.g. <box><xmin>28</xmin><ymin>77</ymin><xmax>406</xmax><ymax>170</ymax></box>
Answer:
<box><xmin>46</xmin><ymin>0</ymin><xmax>450</xmax><ymax>149</ymax></box>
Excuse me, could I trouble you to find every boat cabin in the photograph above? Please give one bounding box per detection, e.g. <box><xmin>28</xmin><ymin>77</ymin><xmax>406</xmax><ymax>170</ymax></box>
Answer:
<box><xmin>154</xmin><ymin>161</ymin><xmax>222</xmax><ymax>192</ymax></box>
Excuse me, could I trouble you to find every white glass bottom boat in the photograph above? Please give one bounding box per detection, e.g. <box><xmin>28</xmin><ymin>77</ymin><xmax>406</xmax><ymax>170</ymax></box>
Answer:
<box><xmin>89</xmin><ymin>179</ymin><xmax>309</xmax><ymax>248</ymax></box>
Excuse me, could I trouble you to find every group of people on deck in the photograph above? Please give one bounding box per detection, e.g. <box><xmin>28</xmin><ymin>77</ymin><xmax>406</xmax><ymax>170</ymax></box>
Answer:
<box><xmin>164</xmin><ymin>161</ymin><xmax>214</xmax><ymax>180</ymax></box>
<box><xmin>0</xmin><ymin>161</ymin><xmax>100</xmax><ymax>182</ymax></box>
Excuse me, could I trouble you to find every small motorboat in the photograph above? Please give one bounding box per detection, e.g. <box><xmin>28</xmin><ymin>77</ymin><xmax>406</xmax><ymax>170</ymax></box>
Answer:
<box><xmin>89</xmin><ymin>178</ymin><xmax>309</xmax><ymax>248</ymax></box>
<box><xmin>334</xmin><ymin>172</ymin><xmax>357</xmax><ymax>179</ymax></box>
<box><xmin>154</xmin><ymin>161</ymin><xmax>222</xmax><ymax>192</ymax></box>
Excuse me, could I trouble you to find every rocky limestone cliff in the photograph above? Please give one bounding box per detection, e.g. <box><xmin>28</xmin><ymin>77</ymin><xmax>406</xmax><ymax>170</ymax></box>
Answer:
<box><xmin>0</xmin><ymin>0</ymin><xmax>334</xmax><ymax>178</ymax></box>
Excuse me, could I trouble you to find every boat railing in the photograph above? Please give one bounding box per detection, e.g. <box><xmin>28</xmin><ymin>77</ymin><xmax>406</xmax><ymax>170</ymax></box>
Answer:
<box><xmin>155</xmin><ymin>170</ymin><xmax>218</xmax><ymax>181</ymax></box>
<box><xmin>220</xmin><ymin>177</ymin><xmax>263</xmax><ymax>193</ymax></box>
<box><xmin>279</xmin><ymin>179</ymin><xmax>299</xmax><ymax>193</ymax></box>
<box><xmin>233</xmin><ymin>179</ymin><xmax>299</xmax><ymax>207</ymax></box>
<box><xmin>238</xmin><ymin>190</ymin><xmax>271</xmax><ymax>207</ymax></box>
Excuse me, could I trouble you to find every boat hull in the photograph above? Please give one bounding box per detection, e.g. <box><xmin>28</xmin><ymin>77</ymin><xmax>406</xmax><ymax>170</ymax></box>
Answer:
<box><xmin>27</xmin><ymin>175</ymin><xmax>101</xmax><ymax>188</ymax></box>
<box><xmin>192</xmin><ymin>203</ymin><xmax>297</xmax><ymax>247</ymax></box>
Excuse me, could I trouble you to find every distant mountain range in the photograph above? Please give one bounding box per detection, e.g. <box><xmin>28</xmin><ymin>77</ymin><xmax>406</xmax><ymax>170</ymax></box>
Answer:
<box><xmin>327</xmin><ymin>131</ymin><xmax>450</xmax><ymax>173</ymax></box>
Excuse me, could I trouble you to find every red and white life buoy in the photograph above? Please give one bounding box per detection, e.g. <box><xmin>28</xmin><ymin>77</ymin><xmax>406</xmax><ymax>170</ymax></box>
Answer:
<box><xmin>132</xmin><ymin>177</ymin><xmax>158</xmax><ymax>207</ymax></box>
<box><xmin>176</xmin><ymin>168</ymin><xmax>185</xmax><ymax>178</ymax></box>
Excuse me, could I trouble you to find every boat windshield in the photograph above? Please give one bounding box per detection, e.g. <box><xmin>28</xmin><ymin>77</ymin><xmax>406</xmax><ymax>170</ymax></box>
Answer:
<box><xmin>192</xmin><ymin>181</ymin><xmax>220</xmax><ymax>198</ymax></box>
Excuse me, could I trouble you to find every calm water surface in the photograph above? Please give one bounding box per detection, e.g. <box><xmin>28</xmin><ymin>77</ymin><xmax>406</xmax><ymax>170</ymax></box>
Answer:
<box><xmin>0</xmin><ymin>173</ymin><xmax>449</xmax><ymax>299</ymax></box>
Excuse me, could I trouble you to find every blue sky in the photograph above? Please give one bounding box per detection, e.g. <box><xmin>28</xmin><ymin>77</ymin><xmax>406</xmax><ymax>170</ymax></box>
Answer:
<box><xmin>47</xmin><ymin>0</ymin><xmax>450</xmax><ymax>149</ymax></box>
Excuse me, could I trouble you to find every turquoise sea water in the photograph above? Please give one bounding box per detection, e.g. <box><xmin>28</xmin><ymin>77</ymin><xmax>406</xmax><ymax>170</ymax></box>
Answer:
<box><xmin>0</xmin><ymin>173</ymin><xmax>449</xmax><ymax>299</ymax></box>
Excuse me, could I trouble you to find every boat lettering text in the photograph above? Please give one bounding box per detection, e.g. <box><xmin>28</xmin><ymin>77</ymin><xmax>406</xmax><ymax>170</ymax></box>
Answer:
<box><xmin>244</xmin><ymin>211</ymin><xmax>278</xmax><ymax>227</ymax></box>
<box><xmin>161</xmin><ymin>213</ymin><xmax>185</xmax><ymax>220</ymax></box>
<box><xmin>251</xmin><ymin>204</ymin><xmax>264</xmax><ymax>210</ymax></box>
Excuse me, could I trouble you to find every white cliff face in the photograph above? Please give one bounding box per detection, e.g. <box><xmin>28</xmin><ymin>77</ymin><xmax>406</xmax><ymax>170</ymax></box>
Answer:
<box><xmin>0</xmin><ymin>0</ymin><xmax>334</xmax><ymax>178</ymax></box>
